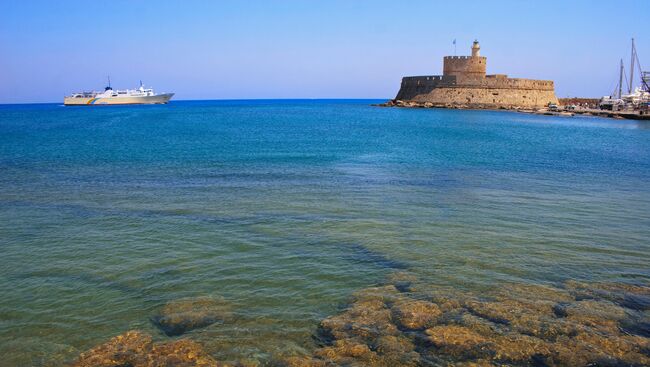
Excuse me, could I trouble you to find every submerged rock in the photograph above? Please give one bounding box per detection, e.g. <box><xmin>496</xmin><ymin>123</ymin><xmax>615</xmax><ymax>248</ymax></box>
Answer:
<box><xmin>464</xmin><ymin>298</ymin><xmax>578</xmax><ymax>340</ymax></box>
<box><xmin>73</xmin><ymin>273</ymin><xmax>650</xmax><ymax>367</ymax></box>
<box><xmin>385</xmin><ymin>271</ymin><xmax>419</xmax><ymax>293</ymax></box>
<box><xmin>270</xmin><ymin>355</ymin><xmax>330</xmax><ymax>367</ymax></box>
<box><xmin>303</xmin><ymin>274</ymin><xmax>650</xmax><ymax>366</ymax></box>
<box><xmin>566</xmin><ymin>280</ymin><xmax>650</xmax><ymax>311</ymax></box>
<box><xmin>425</xmin><ymin>325</ymin><xmax>493</xmax><ymax>359</ymax></box>
<box><xmin>319</xmin><ymin>295</ymin><xmax>396</xmax><ymax>343</ymax></box>
<box><xmin>71</xmin><ymin>330</ymin><xmax>219</xmax><ymax>367</ymax></box>
<box><xmin>391</xmin><ymin>299</ymin><xmax>441</xmax><ymax>330</ymax></box>
<box><xmin>152</xmin><ymin>296</ymin><xmax>233</xmax><ymax>336</ymax></box>
<box><xmin>311</xmin><ymin>283</ymin><xmax>422</xmax><ymax>366</ymax></box>
<box><xmin>314</xmin><ymin>339</ymin><xmax>378</xmax><ymax>365</ymax></box>
<box><xmin>427</xmin><ymin>286</ymin><xmax>473</xmax><ymax>313</ymax></box>
<box><xmin>562</xmin><ymin>299</ymin><xmax>628</xmax><ymax>333</ymax></box>
<box><xmin>491</xmin><ymin>334</ymin><xmax>553</xmax><ymax>364</ymax></box>
<box><xmin>497</xmin><ymin>283</ymin><xmax>573</xmax><ymax>304</ymax></box>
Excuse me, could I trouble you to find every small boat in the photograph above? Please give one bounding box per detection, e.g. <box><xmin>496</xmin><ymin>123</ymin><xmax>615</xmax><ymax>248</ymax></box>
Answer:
<box><xmin>64</xmin><ymin>79</ymin><xmax>174</xmax><ymax>106</ymax></box>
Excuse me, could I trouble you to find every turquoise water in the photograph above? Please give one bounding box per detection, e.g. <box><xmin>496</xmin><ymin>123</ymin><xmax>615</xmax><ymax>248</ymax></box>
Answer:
<box><xmin>1</xmin><ymin>100</ymin><xmax>649</xmax><ymax>365</ymax></box>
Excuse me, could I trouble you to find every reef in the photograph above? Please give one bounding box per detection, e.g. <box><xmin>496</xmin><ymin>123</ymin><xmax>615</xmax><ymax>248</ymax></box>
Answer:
<box><xmin>275</xmin><ymin>273</ymin><xmax>650</xmax><ymax>366</ymax></box>
<box><xmin>71</xmin><ymin>330</ymin><xmax>220</xmax><ymax>367</ymax></box>
<box><xmin>70</xmin><ymin>275</ymin><xmax>650</xmax><ymax>366</ymax></box>
<box><xmin>151</xmin><ymin>296</ymin><xmax>234</xmax><ymax>336</ymax></box>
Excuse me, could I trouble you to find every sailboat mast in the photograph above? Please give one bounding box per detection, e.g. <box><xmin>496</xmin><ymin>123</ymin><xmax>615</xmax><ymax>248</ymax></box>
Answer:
<box><xmin>619</xmin><ymin>59</ymin><xmax>624</xmax><ymax>99</ymax></box>
<box><xmin>629</xmin><ymin>38</ymin><xmax>635</xmax><ymax>93</ymax></box>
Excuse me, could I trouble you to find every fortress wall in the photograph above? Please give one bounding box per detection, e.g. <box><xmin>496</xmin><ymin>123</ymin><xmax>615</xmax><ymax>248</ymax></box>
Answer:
<box><xmin>483</xmin><ymin>78</ymin><xmax>555</xmax><ymax>90</ymax></box>
<box><xmin>443</xmin><ymin>56</ymin><xmax>487</xmax><ymax>83</ymax></box>
<box><xmin>395</xmin><ymin>75</ymin><xmax>456</xmax><ymax>100</ymax></box>
<box><xmin>399</xmin><ymin>75</ymin><xmax>554</xmax><ymax>91</ymax></box>
<box><xmin>454</xmin><ymin>78</ymin><xmax>555</xmax><ymax>90</ymax></box>
<box><xmin>398</xmin><ymin>85</ymin><xmax>558</xmax><ymax>108</ymax></box>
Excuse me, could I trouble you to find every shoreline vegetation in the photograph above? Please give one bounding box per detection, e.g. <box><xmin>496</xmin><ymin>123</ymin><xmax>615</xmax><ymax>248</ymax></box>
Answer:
<box><xmin>69</xmin><ymin>272</ymin><xmax>650</xmax><ymax>366</ymax></box>
<box><xmin>374</xmin><ymin>99</ymin><xmax>650</xmax><ymax>121</ymax></box>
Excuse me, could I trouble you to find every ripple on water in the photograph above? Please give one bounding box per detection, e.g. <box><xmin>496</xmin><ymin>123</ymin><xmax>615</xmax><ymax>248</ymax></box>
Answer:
<box><xmin>2</xmin><ymin>102</ymin><xmax>650</xmax><ymax>365</ymax></box>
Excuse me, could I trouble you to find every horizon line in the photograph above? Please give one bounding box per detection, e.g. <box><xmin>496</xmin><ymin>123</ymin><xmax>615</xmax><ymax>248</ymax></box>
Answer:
<box><xmin>0</xmin><ymin>98</ymin><xmax>394</xmax><ymax>106</ymax></box>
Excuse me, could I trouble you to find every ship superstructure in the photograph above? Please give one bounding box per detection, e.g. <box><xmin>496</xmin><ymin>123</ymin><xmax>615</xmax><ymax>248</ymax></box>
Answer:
<box><xmin>64</xmin><ymin>79</ymin><xmax>174</xmax><ymax>106</ymax></box>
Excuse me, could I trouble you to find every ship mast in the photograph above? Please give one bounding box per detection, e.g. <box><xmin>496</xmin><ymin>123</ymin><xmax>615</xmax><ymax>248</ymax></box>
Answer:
<box><xmin>619</xmin><ymin>59</ymin><xmax>624</xmax><ymax>99</ymax></box>
<box><xmin>629</xmin><ymin>38</ymin><xmax>635</xmax><ymax>93</ymax></box>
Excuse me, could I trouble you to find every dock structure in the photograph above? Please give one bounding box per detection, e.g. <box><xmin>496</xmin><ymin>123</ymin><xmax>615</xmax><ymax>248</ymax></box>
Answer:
<box><xmin>575</xmin><ymin>108</ymin><xmax>650</xmax><ymax>120</ymax></box>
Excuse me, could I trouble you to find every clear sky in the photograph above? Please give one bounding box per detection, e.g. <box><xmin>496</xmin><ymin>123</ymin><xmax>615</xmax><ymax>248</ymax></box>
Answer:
<box><xmin>1</xmin><ymin>0</ymin><xmax>649</xmax><ymax>103</ymax></box>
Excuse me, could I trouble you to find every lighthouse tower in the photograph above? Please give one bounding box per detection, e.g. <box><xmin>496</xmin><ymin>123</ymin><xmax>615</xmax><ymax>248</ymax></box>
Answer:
<box><xmin>471</xmin><ymin>40</ymin><xmax>480</xmax><ymax>57</ymax></box>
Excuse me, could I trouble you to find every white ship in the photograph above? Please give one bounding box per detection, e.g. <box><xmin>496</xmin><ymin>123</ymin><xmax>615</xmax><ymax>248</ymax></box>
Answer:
<box><xmin>64</xmin><ymin>79</ymin><xmax>174</xmax><ymax>106</ymax></box>
<box><xmin>599</xmin><ymin>38</ymin><xmax>649</xmax><ymax>111</ymax></box>
<box><xmin>622</xmin><ymin>86</ymin><xmax>650</xmax><ymax>107</ymax></box>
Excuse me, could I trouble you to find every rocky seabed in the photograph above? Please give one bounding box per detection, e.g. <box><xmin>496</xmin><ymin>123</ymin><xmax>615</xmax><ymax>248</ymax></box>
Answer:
<box><xmin>68</xmin><ymin>272</ymin><xmax>650</xmax><ymax>366</ymax></box>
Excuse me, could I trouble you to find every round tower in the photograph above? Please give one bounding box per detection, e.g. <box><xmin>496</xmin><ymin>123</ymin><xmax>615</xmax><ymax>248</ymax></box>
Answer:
<box><xmin>443</xmin><ymin>41</ymin><xmax>487</xmax><ymax>84</ymax></box>
<box><xmin>471</xmin><ymin>40</ymin><xmax>480</xmax><ymax>57</ymax></box>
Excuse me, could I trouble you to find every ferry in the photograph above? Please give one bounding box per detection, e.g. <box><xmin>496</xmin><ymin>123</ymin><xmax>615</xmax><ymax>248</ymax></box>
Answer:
<box><xmin>64</xmin><ymin>79</ymin><xmax>174</xmax><ymax>106</ymax></box>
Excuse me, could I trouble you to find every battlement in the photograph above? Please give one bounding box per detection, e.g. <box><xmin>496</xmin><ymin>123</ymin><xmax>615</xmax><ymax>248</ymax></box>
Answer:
<box><xmin>443</xmin><ymin>56</ymin><xmax>473</xmax><ymax>60</ymax></box>
<box><xmin>399</xmin><ymin>75</ymin><xmax>555</xmax><ymax>91</ymax></box>
<box><xmin>401</xmin><ymin>75</ymin><xmax>455</xmax><ymax>83</ymax></box>
<box><xmin>486</xmin><ymin>74</ymin><xmax>508</xmax><ymax>79</ymax></box>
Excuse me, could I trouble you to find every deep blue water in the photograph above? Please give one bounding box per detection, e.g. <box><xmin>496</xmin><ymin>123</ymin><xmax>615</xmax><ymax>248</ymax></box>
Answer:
<box><xmin>1</xmin><ymin>100</ymin><xmax>649</xmax><ymax>365</ymax></box>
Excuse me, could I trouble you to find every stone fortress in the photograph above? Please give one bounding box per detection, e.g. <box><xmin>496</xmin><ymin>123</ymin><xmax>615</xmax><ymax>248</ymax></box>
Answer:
<box><xmin>391</xmin><ymin>41</ymin><xmax>558</xmax><ymax>109</ymax></box>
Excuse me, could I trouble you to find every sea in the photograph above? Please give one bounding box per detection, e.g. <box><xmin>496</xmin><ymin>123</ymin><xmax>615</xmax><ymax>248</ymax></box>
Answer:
<box><xmin>1</xmin><ymin>100</ymin><xmax>649</xmax><ymax>365</ymax></box>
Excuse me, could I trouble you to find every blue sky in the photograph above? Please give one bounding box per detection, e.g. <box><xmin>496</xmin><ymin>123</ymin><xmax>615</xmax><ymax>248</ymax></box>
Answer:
<box><xmin>1</xmin><ymin>0</ymin><xmax>648</xmax><ymax>103</ymax></box>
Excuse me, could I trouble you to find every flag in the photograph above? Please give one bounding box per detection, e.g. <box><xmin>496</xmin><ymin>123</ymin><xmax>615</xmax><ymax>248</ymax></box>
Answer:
<box><xmin>453</xmin><ymin>39</ymin><xmax>456</xmax><ymax>45</ymax></box>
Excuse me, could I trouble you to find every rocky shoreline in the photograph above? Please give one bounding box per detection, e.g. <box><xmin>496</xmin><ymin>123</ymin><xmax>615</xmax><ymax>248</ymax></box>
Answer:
<box><xmin>65</xmin><ymin>273</ymin><xmax>650</xmax><ymax>366</ymax></box>
<box><xmin>375</xmin><ymin>99</ymin><xmax>650</xmax><ymax>121</ymax></box>
<box><xmin>375</xmin><ymin>99</ymin><xmax>527</xmax><ymax>111</ymax></box>
<box><xmin>374</xmin><ymin>99</ymin><xmax>576</xmax><ymax>117</ymax></box>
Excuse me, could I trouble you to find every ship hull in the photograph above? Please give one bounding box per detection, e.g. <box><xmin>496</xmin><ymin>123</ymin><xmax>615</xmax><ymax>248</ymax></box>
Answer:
<box><xmin>64</xmin><ymin>93</ymin><xmax>174</xmax><ymax>106</ymax></box>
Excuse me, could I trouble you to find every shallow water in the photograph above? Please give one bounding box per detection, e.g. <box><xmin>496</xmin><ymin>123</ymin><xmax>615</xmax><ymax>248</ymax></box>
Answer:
<box><xmin>0</xmin><ymin>100</ymin><xmax>649</xmax><ymax>365</ymax></box>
